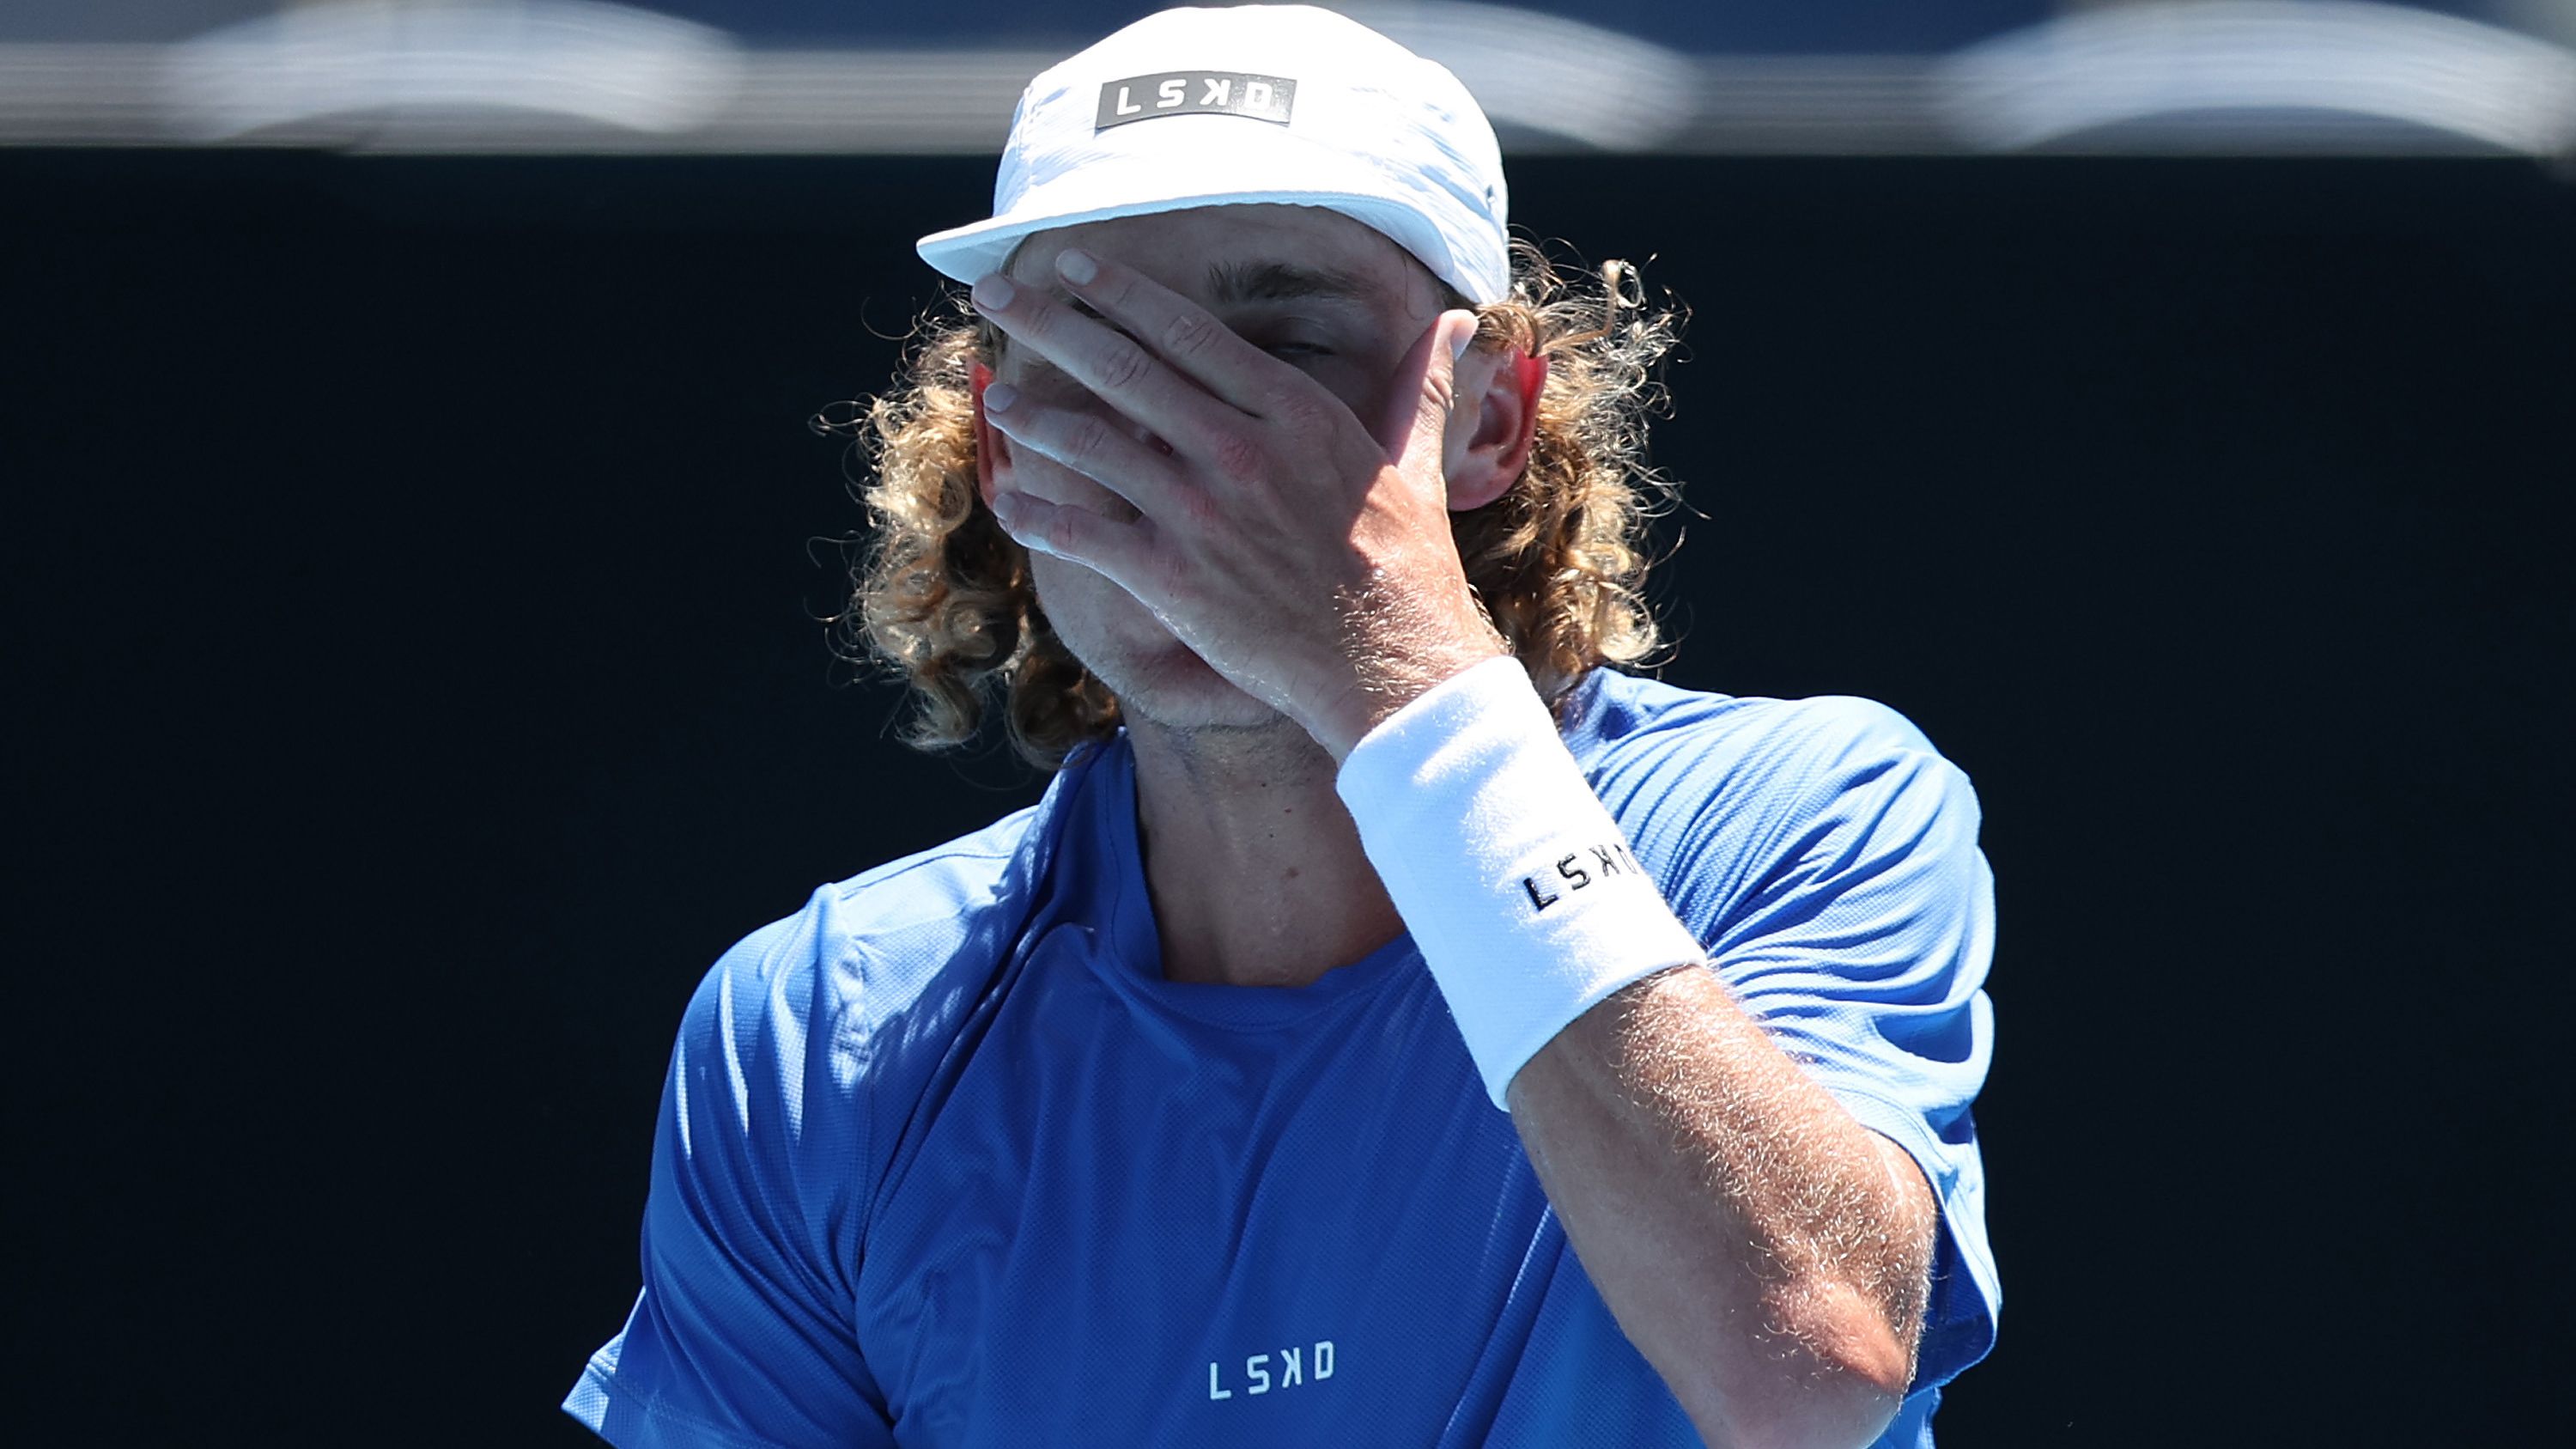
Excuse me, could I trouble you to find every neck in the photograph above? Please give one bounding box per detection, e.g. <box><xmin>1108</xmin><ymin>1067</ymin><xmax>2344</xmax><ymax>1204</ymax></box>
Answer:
<box><xmin>1127</xmin><ymin>713</ymin><xmax>1403</xmax><ymax>989</ymax></box>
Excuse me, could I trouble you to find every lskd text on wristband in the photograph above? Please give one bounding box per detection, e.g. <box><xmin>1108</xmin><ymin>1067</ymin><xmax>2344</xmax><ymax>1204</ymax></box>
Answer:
<box><xmin>1336</xmin><ymin>657</ymin><xmax>1706</xmax><ymax>1108</ymax></box>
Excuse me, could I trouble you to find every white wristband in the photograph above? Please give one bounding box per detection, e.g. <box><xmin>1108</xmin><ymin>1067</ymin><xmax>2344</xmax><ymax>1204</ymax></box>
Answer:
<box><xmin>1335</xmin><ymin>657</ymin><xmax>1705</xmax><ymax>1109</ymax></box>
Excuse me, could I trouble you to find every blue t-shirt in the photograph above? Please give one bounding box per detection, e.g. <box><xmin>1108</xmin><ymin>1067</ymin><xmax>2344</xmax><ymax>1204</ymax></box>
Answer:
<box><xmin>564</xmin><ymin>668</ymin><xmax>2000</xmax><ymax>1447</ymax></box>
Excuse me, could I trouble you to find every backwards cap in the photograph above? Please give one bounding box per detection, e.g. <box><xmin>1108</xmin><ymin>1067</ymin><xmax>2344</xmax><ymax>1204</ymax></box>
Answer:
<box><xmin>915</xmin><ymin>5</ymin><xmax>1510</xmax><ymax>304</ymax></box>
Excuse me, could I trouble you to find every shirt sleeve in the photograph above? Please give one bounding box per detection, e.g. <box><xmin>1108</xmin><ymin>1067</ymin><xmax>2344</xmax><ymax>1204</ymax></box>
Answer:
<box><xmin>563</xmin><ymin>901</ymin><xmax>897</xmax><ymax>1448</ymax></box>
<box><xmin>1637</xmin><ymin>697</ymin><xmax>2002</xmax><ymax>1393</ymax></box>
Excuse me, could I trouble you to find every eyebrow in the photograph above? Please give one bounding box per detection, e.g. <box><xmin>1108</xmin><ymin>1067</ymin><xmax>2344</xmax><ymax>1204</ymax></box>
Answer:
<box><xmin>1204</xmin><ymin>259</ymin><xmax>1389</xmax><ymax>308</ymax></box>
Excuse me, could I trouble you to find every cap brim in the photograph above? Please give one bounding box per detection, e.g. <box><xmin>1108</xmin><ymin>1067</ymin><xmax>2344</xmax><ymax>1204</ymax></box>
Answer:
<box><xmin>915</xmin><ymin>146</ymin><xmax>1498</xmax><ymax>303</ymax></box>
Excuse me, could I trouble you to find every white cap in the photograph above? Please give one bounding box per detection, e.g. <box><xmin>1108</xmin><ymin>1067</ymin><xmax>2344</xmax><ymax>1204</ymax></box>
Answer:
<box><xmin>915</xmin><ymin>5</ymin><xmax>1510</xmax><ymax>304</ymax></box>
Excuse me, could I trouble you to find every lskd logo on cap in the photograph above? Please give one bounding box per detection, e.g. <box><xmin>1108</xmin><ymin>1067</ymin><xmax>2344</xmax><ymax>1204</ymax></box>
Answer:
<box><xmin>1096</xmin><ymin>71</ymin><xmax>1297</xmax><ymax>129</ymax></box>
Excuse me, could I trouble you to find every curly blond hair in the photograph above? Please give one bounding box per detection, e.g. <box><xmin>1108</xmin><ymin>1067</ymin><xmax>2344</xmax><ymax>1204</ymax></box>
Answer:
<box><xmin>826</xmin><ymin>240</ymin><xmax>1684</xmax><ymax>771</ymax></box>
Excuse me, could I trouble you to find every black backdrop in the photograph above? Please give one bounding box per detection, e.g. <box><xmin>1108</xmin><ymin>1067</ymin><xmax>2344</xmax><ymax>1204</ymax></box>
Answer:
<box><xmin>9</xmin><ymin>151</ymin><xmax>2571</xmax><ymax>1445</ymax></box>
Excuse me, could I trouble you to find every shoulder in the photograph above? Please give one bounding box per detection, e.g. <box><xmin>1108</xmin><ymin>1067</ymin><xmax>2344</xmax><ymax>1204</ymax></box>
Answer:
<box><xmin>1570</xmin><ymin>667</ymin><xmax>1963</xmax><ymax>819</ymax></box>
<box><xmin>672</xmin><ymin>795</ymin><xmax>1058</xmax><ymax>1134</ymax></box>
<box><xmin>1571</xmin><ymin>676</ymin><xmax>2002</xmax><ymax>1375</ymax></box>
<box><xmin>1564</xmin><ymin>669</ymin><xmax>1982</xmax><ymax>917</ymax></box>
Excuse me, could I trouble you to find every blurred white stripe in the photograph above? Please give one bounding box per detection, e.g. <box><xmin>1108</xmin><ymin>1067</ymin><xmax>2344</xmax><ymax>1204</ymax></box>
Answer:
<box><xmin>161</xmin><ymin>0</ymin><xmax>744</xmax><ymax>140</ymax></box>
<box><xmin>3</xmin><ymin>0</ymin><xmax>2572</xmax><ymax>156</ymax></box>
<box><xmin>1943</xmin><ymin>1</ymin><xmax>2576</xmax><ymax>155</ymax></box>
<box><xmin>1338</xmin><ymin>2</ymin><xmax>1704</xmax><ymax>149</ymax></box>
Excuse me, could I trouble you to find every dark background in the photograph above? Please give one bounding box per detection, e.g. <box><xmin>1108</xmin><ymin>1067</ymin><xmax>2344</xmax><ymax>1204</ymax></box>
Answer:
<box><xmin>9</xmin><ymin>150</ymin><xmax>2571</xmax><ymax>1444</ymax></box>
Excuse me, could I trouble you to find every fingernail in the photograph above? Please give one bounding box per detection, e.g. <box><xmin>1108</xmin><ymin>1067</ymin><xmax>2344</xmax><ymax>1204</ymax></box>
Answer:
<box><xmin>1054</xmin><ymin>249</ymin><xmax>1097</xmax><ymax>285</ymax></box>
<box><xmin>973</xmin><ymin>274</ymin><xmax>1016</xmax><ymax>310</ymax></box>
<box><xmin>983</xmin><ymin>381</ymin><xmax>1018</xmax><ymax>413</ymax></box>
<box><xmin>1449</xmin><ymin>327</ymin><xmax>1473</xmax><ymax>362</ymax></box>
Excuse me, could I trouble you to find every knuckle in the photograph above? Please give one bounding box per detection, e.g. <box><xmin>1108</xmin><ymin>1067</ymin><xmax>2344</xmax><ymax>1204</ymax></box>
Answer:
<box><xmin>1160</xmin><ymin>311</ymin><xmax>1218</xmax><ymax>358</ymax></box>
<box><xmin>1066</xmin><ymin>413</ymin><xmax>1115</xmax><ymax>466</ymax></box>
<box><xmin>1210</xmin><ymin>429</ymin><xmax>1267</xmax><ymax>484</ymax></box>
<box><xmin>1273</xmin><ymin>393</ymin><xmax>1334</xmax><ymax>438</ymax></box>
<box><xmin>1097</xmin><ymin>339</ymin><xmax>1151</xmax><ymax>393</ymax></box>
<box><xmin>1179</xmin><ymin>485</ymin><xmax>1224</xmax><ymax>531</ymax></box>
<box><xmin>1151</xmin><ymin>550</ymin><xmax>1191</xmax><ymax>603</ymax></box>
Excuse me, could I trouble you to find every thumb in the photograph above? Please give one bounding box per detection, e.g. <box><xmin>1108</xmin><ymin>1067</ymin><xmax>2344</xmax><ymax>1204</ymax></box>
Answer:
<box><xmin>1380</xmin><ymin>308</ymin><xmax>1477</xmax><ymax>474</ymax></box>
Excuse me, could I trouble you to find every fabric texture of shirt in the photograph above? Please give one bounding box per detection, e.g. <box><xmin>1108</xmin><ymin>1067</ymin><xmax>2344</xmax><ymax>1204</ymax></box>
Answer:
<box><xmin>563</xmin><ymin>667</ymin><xmax>2001</xmax><ymax>1447</ymax></box>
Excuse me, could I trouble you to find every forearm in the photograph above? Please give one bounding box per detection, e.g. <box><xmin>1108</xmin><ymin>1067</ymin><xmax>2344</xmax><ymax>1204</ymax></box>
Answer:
<box><xmin>1506</xmin><ymin>964</ymin><xmax>1936</xmax><ymax>1449</ymax></box>
<box><xmin>1329</xmin><ymin>657</ymin><xmax>1941</xmax><ymax>1442</ymax></box>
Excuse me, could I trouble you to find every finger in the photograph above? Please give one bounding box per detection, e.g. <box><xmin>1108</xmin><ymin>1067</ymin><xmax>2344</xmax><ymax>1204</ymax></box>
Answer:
<box><xmin>1380</xmin><ymin>309</ymin><xmax>1477</xmax><ymax>475</ymax></box>
<box><xmin>1048</xmin><ymin>248</ymin><xmax>1300</xmax><ymax>417</ymax></box>
<box><xmin>989</xmin><ymin>488</ymin><xmax>1163</xmax><ymax>595</ymax></box>
<box><xmin>981</xmin><ymin>384</ymin><xmax>1192</xmax><ymax>521</ymax></box>
<box><xmin>972</xmin><ymin>271</ymin><xmax>1241</xmax><ymax>457</ymax></box>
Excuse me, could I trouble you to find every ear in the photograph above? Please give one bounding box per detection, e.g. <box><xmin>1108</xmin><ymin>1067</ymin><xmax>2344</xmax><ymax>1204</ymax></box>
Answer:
<box><xmin>1442</xmin><ymin>348</ymin><xmax>1549</xmax><ymax>513</ymax></box>
<box><xmin>969</xmin><ymin>359</ymin><xmax>1011</xmax><ymax>506</ymax></box>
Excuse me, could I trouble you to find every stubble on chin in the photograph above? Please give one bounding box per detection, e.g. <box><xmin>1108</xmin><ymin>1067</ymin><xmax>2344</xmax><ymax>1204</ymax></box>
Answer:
<box><xmin>1091</xmin><ymin>640</ymin><xmax>1281</xmax><ymax>734</ymax></box>
<box><xmin>1030</xmin><ymin>557</ymin><xmax>1266</xmax><ymax>729</ymax></box>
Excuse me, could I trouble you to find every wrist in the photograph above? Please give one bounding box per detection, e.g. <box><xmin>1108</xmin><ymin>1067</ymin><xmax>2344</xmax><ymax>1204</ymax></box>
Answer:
<box><xmin>1334</xmin><ymin>657</ymin><xmax>1705</xmax><ymax>1108</ymax></box>
<box><xmin>1311</xmin><ymin>618</ymin><xmax>1508</xmax><ymax>763</ymax></box>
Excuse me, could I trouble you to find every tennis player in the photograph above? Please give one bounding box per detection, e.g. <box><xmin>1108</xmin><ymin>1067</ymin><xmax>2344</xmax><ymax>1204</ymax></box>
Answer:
<box><xmin>565</xmin><ymin>7</ymin><xmax>1997</xmax><ymax>1446</ymax></box>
